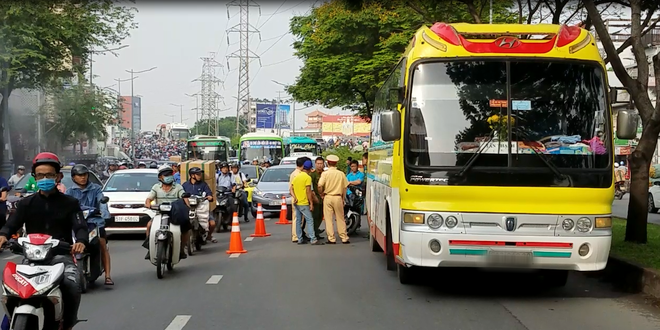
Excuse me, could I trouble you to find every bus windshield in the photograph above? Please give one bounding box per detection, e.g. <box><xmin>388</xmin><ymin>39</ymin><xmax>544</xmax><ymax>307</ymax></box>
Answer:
<box><xmin>241</xmin><ymin>140</ymin><xmax>282</xmax><ymax>163</ymax></box>
<box><xmin>171</xmin><ymin>129</ymin><xmax>190</xmax><ymax>140</ymax></box>
<box><xmin>187</xmin><ymin>141</ymin><xmax>227</xmax><ymax>161</ymax></box>
<box><xmin>288</xmin><ymin>143</ymin><xmax>317</xmax><ymax>154</ymax></box>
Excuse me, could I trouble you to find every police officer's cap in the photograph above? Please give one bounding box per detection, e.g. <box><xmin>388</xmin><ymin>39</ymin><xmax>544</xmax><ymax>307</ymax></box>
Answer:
<box><xmin>326</xmin><ymin>155</ymin><xmax>340</xmax><ymax>162</ymax></box>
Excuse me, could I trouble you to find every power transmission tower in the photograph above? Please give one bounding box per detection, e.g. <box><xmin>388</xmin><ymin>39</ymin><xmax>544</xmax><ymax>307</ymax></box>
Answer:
<box><xmin>226</xmin><ymin>0</ymin><xmax>261</xmax><ymax>135</ymax></box>
<box><xmin>194</xmin><ymin>53</ymin><xmax>223</xmax><ymax>136</ymax></box>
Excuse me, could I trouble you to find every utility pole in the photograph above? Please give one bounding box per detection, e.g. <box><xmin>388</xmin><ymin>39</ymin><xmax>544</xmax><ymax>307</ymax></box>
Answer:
<box><xmin>227</xmin><ymin>0</ymin><xmax>261</xmax><ymax>135</ymax></box>
<box><xmin>185</xmin><ymin>93</ymin><xmax>200</xmax><ymax>135</ymax></box>
<box><xmin>170</xmin><ymin>103</ymin><xmax>184</xmax><ymax>123</ymax></box>
<box><xmin>194</xmin><ymin>54</ymin><xmax>223</xmax><ymax>136</ymax></box>
<box><xmin>276</xmin><ymin>91</ymin><xmax>284</xmax><ymax>136</ymax></box>
<box><xmin>125</xmin><ymin>67</ymin><xmax>157</xmax><ymax>160</ymax></box>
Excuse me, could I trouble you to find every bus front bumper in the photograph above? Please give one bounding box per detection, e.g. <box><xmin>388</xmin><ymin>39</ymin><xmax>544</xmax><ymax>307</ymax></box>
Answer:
<box><xmin>397</xmin><ymin>231</ymin><xmax>611</xmax><ymax>272</ymax></box>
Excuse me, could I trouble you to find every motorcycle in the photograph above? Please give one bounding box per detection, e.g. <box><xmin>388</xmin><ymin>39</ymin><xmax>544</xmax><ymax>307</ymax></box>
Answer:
<box><xmin>2</xmin><ymin>234</ymin><xmax>74</xmax><ymax>330</ymax></box>
<box><xmin>235</xmin><ymin>187</ymin><xmax>248</xmax><ymax>223</ymax></box>
<box><xmin>215</xmin><ymin>186</ymin><xmax>237</xmax><ymax>232</ymax></box>
<box><xmin>345</xmin><ymin>186</ymin><xmax>364</xmax><ymax>236</ymax></box>
<box><xmin>75</xmin><ymin>196</ymin><xmax>110</xmax><ymax>293</ymax></box>
<box><xmin>7</xmin><ymin>188</ymin><xmax>34</xmax><ymax>239</ymax></box>
<box><xmin>148</xmin><ymin>193</ymin><xmax>190</xmax><ymax>279</ymax></box>
<box><xmin>614</xmin><ymin>181</ymin><xmax>627</xmax><ymax>200</ymax></box>
<box><xmin>187</xmin><ymin>194</ymin><xmax>207</xmax><ymax>255</ymax></box>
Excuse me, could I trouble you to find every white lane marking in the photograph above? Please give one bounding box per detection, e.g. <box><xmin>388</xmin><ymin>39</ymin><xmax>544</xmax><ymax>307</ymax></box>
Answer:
<box><xmin>165</xmin><ymin>315</ymin><xmax>191</xmax><ymax>330</ymax></box>
<box><xmin>206</xmin><ymin>275</ymin><xmax>223</xmax><ymax>284</ymax></box>
<box><xmin>3</xmin><ymin>255</ymin><xmax>19</xmax><ymax>260</ymax></box>
<box><xmin>244</xmin><ymin>237</ymin><xmax>254</xmax><ymax>242</ymax></box>
<box><xmin>229</xmin><ymin>253</ymin><xmax>241</xmax><ymax>258</ymax></box>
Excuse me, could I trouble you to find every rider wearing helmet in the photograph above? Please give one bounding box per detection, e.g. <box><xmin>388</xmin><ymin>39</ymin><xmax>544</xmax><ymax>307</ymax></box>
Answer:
<box><xmin>216</xmin><ymin>162</ymin><xmax>235</xmax><ymax>193</ymax></box>
<box><xmin>66</xmin><ymin>164</ymin><xmax>114</xmax><ymax>286</ymax></box>
<box><xmin>143</xmin><ymin>165</ymin><xmax>190</xmax><ymax>259</ymax></box>
<box><xmin>149</xmin><ymin>161</ymin><xmax>158</xmax><ymax>169</ymax></box>
<box><xmin>182</xmin><ymin>167</ymin><xmax>216</xmax><ymax>242</ymax></box>
<box><xmin>137</xmin><ymin>162</ymin><xmax>147</xmax><ymax>169</ymax></box>
<box><xmin>0</xmin><ymin>152</ymin><xmax>88</xmax><ymax>330</ymax></box>
<box><xmin>102</xmin><ymin>161</ymin><xmax>119</xmax><ymax>180</ymax></box>
<box><xmin>230</xmin><ymin>162</ymin><xmax>250</xmax><ymax>222</ymax></box>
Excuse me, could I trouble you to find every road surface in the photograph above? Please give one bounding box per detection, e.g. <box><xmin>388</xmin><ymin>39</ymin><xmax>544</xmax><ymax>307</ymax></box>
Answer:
<box><xmin>2</xmin><ymin>215</ymin><xmax>658</xmax><ymax>330</ymax></box>
<box><xmin>612</xmin><ymin>194</ymin><xmax>660</xmax><ymax>225</ymax></box>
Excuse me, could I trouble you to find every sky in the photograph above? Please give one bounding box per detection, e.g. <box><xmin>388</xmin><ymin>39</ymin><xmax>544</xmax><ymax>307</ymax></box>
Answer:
<box><xmin>92</xmin><ymin>1</ymin><xmax>347</xmax><ymax>132</ymax></box>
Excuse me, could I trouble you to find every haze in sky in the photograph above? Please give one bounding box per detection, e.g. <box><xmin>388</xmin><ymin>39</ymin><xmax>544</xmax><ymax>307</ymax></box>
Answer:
<box><xmin>93</xmin><ymin>1</ymin><xmax>346</xmax><ymax>132</ymax></box>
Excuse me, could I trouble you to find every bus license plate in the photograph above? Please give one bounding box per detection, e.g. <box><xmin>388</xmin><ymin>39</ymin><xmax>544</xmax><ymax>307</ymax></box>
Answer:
<box><xmin>487</xmin><ymin>251</ymin><xmax>532</xmax><ymax>266</ymax></box>
<box><xmin>115</xmin><ymin>216</ymin><xmax>140</xmax><ymax>222</ymax></box>
<box><xmin>269</xmin><ymin>200</ymin><xmax>281</xmax><ymax>206</ymax></box>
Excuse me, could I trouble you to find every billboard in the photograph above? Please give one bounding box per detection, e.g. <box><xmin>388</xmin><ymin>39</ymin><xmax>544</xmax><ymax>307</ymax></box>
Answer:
<box><xmin>119</xmin><ymin>96</ymin><xmax>141</xmax><ymax>131</ymax></box>
<box><xmin>321</xmin><ymin>115</ymin><xmax>370</xmax><ymax>137</ymax></box>
<box><xmin>255</xmin><ymin>103</ymin><xmax>276</xmax><ymax>129</ymax></box>
<box><xmin>277</xmin><ymin>104</ymin><xmax>290</xmax><ymax>129</ymax></box>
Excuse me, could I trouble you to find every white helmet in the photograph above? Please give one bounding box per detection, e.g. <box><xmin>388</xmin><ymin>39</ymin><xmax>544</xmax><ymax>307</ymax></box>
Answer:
<box><xmin>157</xmin><ymin>165</ymin><xmax>173</xmax><ymax>177</ymax></box>
<box><xmin>614</xmin><ymin>163</ymin><xmax>620</xmax><ymax>168</ymax></box>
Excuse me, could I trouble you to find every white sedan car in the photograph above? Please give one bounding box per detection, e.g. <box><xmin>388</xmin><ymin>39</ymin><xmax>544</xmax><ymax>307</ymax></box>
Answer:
<box><xmin>102</xmin><ymin>169</ymin><xmax>159</xmax><ymax>235</ymax></box>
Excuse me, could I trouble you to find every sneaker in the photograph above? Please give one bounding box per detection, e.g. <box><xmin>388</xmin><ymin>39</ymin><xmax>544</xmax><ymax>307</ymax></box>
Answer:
<box><xmin>310</xmin><ymin>240</ymin><xmax>324</xmax><ymax>245</ymax></box>
<box><xmin>179</xmin><ymin>250</ymin><xmax>187</xmax><ymax>259</ymax></box>
<box><xmin>297</xmin><ymin>241</ymin><xmax>308</xmax><ymax>245</ymax></box>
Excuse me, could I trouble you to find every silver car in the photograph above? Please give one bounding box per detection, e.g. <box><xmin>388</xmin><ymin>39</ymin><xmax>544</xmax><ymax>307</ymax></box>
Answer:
<box><xmin>250</xmin><ymin>165</ymin><xmax>296</xmax><ymax>220</ymax></box>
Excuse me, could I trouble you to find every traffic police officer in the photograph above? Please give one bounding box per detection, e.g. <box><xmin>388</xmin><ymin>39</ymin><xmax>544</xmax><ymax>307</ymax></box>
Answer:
<box><xmin>317</xmin><ymin>154</ymin><xmax>350</xmax><ymax>244</ymax></box>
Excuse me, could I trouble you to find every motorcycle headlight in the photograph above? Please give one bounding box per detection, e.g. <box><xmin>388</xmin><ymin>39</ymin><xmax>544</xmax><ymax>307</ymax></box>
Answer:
<box><xmin>219</xmin><ymin>199</ymin><xmax>228</xmax><ymax>207</ymax></box>
<box><xmin>82</xmin><ymin>210</ymin><xmax>90</xmax><ymax>218</ymax></box>
<box><xmin>159</xmin><ymin>204</ymin><xmax>172</xmax><ymax>212</ymax></box>
<box><xmin>23</xmin><ymin>242</ymin><xmax>52</xmax><ymax>261</ymax></box>
<box><xmin>189</xmin><ymin>199</ymin><xmax>198</xmax><ymax>206</ymax></box>
<box><xmin>356</xmin><ymin>190</ymin><xmax>363</xmax><ymax>197</ymax></box>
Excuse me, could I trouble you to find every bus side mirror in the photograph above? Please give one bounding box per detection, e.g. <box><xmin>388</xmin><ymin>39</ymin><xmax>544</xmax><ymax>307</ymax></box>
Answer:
<box><xmin>380</xmin><ymin>111</ymin><xmax>401</xmax><ymax>142</ymax></box>
<box><xmin>609</xmin><ymin>87</ymin><xmax>630</xmax><ymax>105</ymax></box>
<box><xmin>616</xmin><ymin>109</ymin><xmax>639</xmax><ymax>140</ymax></box>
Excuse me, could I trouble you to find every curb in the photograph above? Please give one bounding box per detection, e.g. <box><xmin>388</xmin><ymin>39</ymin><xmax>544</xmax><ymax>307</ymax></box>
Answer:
<box><xmin>590</xmin><ymin>255</ymin><xmax>660</xmax><ymax>299</ymax></box>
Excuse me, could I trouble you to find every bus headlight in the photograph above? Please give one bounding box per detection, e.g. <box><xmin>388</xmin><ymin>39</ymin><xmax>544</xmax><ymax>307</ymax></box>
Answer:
<box><xmin>445</xmin><ymin>216</ymin><xmax>458</xmax><ymax>228</ymax></box>
<box><xmin>427</xmin><ymin>213</ymin><xmax>443</xmax><ymax>229</ymax></box>
<box><xmin>576</xmin><ymin>217</ymin><xmax>592</xmax><ymax>232</ymax></box>
<box><xmin>561</xmin><ymin>219</ymin><xmax>575</xmax><ymax>231</ymax></box>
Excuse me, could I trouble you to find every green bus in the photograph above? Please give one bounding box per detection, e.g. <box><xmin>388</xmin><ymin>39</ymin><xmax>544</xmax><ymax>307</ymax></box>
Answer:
<box><xmin>283</xmin><ymin>136</ymin><xmax>321</xmax><ymax>156</ymax></box>
<box><xmin>238</xmin><ymin>132</ymin><xmax>284</xmax><ymax>164</ymax></box>
<box><xmin>186</xmin><ymin>135</ymin><xmax>230</xmax><ymax>161</ymax></box>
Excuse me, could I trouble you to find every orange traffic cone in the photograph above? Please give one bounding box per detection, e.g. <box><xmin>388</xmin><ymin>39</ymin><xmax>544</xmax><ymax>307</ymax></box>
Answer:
<box><xmin>226</xmin><ymin>212</ymin><xmax>247</xmax><ymax>254</ymax></box>
<box><xmin>275</xmin><ymin>196</ymin><xmax>291</xmax><ymax>225</ymax></box>
<box><xmin>251</xmin><ymin>203</ymin><xmax>271</xmax><ymax>237</ymax></box>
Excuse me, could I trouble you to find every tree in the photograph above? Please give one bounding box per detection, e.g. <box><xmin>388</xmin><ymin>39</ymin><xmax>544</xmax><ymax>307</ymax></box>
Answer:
<box><xmin>48</xmin><ymin>84</ymin><xmax>118</xmax><ymax>153</ymax></box>
<box><xmin>287</xmin><ymin>0</ymin><xmax>516</xmax><ymax>119</ymax></box>
<box><xmin>586</xmin><ymin>0</ymin><xmax>660</xmax><ymax>243</ymax></box>
<box><xmin>0</xmin><ymin>1</ymin><xmax>137</xmax><ymax>160</ymax></box>
<box><xmin>191</xmin><ymin>117</ymin><xmax>248</xmax><ymax>138</ymax></box>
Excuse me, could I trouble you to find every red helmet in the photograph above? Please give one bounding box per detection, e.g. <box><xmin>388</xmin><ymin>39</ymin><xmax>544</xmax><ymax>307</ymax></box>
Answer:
<box><xmin>32</xmin><ymin>152</ymin><xmax>62</xmax><ymax>173</ymax></box>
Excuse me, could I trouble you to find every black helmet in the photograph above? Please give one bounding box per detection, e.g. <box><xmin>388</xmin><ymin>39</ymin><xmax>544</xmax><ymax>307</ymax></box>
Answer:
<box><xmin>219</xmin><ymin>162</ymin><xmax>229</xmax><ymax>169</ymax></box>
<box><xmin>149</xmin><ymin>161</ymin><xmax>158</xmax><ymax>169</ymax></box>
<box><xmin>158</xmin><ymin>165</ymin><xmax>174</xmax><ymax>177</ymax></box>
<box><xmin>188</xmin><ymin>167</ymin><xmax>203</xmax><ymax>176</ymax></box>
<box><xmin>71</xmin><ymin>164</ymin><xmax>90</xmax><ymax>178</ymax></box>
<box><xmin>230</xmin><ymin>162</ymin><xmax>240</xmax><ymax>169</ymax></box>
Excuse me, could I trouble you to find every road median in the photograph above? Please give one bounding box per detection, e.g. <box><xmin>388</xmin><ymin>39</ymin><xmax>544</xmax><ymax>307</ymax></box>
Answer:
<box><xmin>591</xmin><ymin>218</ymin><xmax>660</xmax><ymax>299</ymax></box>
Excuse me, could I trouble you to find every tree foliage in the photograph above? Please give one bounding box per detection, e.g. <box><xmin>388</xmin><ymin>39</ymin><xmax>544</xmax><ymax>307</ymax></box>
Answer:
<box><xmin>48</xmin><ymin>84</ymin><xmax>118</xmax><ymax>151</ymax></box>
<box><xmin>585</xmin><ymin>0</ymin><xmax>660</xmax><ymax>244</ymax></box>
<box><xmin>191</xmin><ymin>117</ymin><xmax>248</xmax><ymax>139</ymax></box>
<box><xmin>322</xmin><ymin>146</ymin><xmax>363</xmax><ymax>173</ymax></box>
<box><xmin>0</xmin><ymin>1</ymin><xmax>137</xmax><ymax>159</ymax></box>
<box><xmin>287</xmin><ymin>0</ymin><xmax>516</xmax><ymax>119</ymax></box>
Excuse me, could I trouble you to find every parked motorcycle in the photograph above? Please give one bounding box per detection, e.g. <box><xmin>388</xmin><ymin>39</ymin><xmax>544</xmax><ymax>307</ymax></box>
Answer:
<box><xmin>148</xmin><ymin>193</ymin><xmax>190</xmax><ymax>279</ymax></box>
<box><xmin>345</xmin><ymin>186</ymin><xmax>364</xmax><ymax>236</ymax></box>
<box><xmin>75</xmin><ymin>196</ymin><xmax>109</xmax><ymax>293</ymax></box>
<box><xmin>215</xmin><ymin>186</ymin><xmax>237</xmax><ymax>232</ymax></box>
<box><xmin>2</xmin><ymin>234</ymin><xmax>74</xmax><ymax>330</ymax></box>
<box><xmin>614</xmin><ymin>181</ymin><xmax>627</xmax><ymax>200</ymax></box>
<box><xmin>187</xmin><ymin>194</ymin><xmax>207</xmax><ymax>255</ymax></box>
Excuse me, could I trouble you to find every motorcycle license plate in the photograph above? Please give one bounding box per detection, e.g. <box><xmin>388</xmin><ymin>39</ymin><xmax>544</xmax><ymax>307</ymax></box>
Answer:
<box><xmin>269</xmin><ymin>201</ymin><xmax>280</xmax><ymax>206</ymax></box>
<box><xmin>115</xmin><ymin>216</ymin><xmax>139</xmax><ymax>222</ymax></box>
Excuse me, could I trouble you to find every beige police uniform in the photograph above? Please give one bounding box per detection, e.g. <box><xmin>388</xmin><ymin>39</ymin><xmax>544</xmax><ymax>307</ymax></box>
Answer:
<box><xmin>289</xmin><ymin>168</ymin><xmax>302</xmax><ymax>242</ymax></box>
<box><xmin>318</xmin><ymin>155</ymin><xmax>349</xmax><ymax>243</ymax></box>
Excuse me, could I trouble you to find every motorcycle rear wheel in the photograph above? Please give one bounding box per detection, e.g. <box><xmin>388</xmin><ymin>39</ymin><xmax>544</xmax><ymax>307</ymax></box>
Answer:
<box><xmin>346</xmin><ymin>214</ymin><xmax>359</xmax><ymax>236</ymax></box>
<box><xmin>188</xmin><ymin>230</ymin><xmax>195</xmax><ymax>256</ymax></box>
<box><xmin>156</xmin><ymin>241</ymin><xmax>166</xmax><ymax>279</ymax></box>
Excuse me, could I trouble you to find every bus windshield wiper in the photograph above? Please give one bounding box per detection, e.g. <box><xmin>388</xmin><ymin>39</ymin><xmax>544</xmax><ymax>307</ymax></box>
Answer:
<box><xmin>456</xmin><ymin>129</ymin><xmax>496</xmax><ymax>177</ymax></box>
<box><xmin>515</xmin><ymin>129</ymin><xmax>573</xmax><ymax>187</ymax></box>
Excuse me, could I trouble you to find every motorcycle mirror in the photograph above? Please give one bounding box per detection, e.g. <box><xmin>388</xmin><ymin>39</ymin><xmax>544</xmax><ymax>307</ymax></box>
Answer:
<box><xmin>100</xmin><ymin>196</ymin><xmax>110</xmax><ymax>204</ymax></box>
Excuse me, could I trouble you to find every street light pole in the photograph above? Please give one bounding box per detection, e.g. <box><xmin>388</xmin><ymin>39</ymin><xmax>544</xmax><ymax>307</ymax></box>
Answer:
<box><xmin>125</xmin><ymin>66</ymin><xmax>157</xmax><ymax>160</ymax></box>
<box><xmin>185</xmin><ymin>93</ymin><xmax>199</xmax><ymax>135</ymax></box>
<box><xmin>89</xmin><ymin>45</ymin><xmax>129</xmax><ymax>85</ymax></box>
<box><xmin>272</xmin><ymin>80</ymin><xmax>296</xmax><ymax>135</ymax></box>
<box><xmin>170</xmin><ymin>103</ymin><xmax>184</xmax><ymax>123</ymax></box>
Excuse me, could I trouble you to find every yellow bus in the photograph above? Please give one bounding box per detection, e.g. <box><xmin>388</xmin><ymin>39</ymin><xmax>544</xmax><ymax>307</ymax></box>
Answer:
<box><xmin>367</xmin><ymin>22</ymin><xmax>637</xmax><ymax>286</ymax></box>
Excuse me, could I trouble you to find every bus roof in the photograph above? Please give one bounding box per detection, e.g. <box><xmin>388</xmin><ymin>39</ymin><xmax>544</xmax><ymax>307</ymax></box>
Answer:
<box><xmin>240</xmin><ymin>132</ymin><xmax>283</xmax><ymax>140</ymax></box>
<box><xmin>189</xmin><ymin>135</ymin><xmax>231</xmax><ymax>141</ymax></box>
<box><xmin>284</xmin><ymin>136</ymin><xmax>317</xmax><ymax>144</ymax></box>
<box><xmin>405</xmin><ymin>22</ymin><xmax>602</xmax><ymax>65</ymax></box>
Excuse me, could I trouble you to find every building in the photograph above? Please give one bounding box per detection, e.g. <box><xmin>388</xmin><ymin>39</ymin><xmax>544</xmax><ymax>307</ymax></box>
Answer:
<box><xmin>321</xmin><ymin>115</ymin><xmax>370</xmax><ymax>139</ymax></box>
<box><xmin>119</xmin><ymin>96</ymin><xmax>142</xmax><ymax>132</ymax></box>
<box><xmin>305</xmin><ymin>110</ymin><xmax>327</xmax><ymax>129</ymax></box>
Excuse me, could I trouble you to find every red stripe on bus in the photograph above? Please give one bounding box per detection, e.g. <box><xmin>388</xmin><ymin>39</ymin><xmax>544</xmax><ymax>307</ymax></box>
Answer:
<box><xmin>449</xmin><ymin>240</ymin><xmax>505</xmax><ymax>246</ymax></box>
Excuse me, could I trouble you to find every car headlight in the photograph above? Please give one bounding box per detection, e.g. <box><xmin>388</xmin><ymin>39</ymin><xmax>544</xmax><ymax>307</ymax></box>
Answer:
<box><xmin>445</xmin><ymin>216</ymin><xmax>458</xmax><ymax>228</ymax></box>
<box><xmin>23</xmin><ymin>242</ymin><xmax>52</xmax><ymax>261</ymax></box>
<box><xmin>562</xmin><ymin>218</ymin><xmax>575</xmax><ymax>230</ymax></box>
<box><xmin>427</xmin><ymin>213</ymin><xmax>443</xmax><ymax>229</ymax></box>
<box><xmin>159</xmin><ymin>204</ymin><xmax>172</xmax><ymax>212</ymax></box>
<box><xmin>253</xmin><ymin>189</ymin><xmax>263</xmax><ymax>197</ymax></box>
<box><xmin>576</xmin><ymin>217</ymin><xmax>592</xmax><ymax>232</ymax></box>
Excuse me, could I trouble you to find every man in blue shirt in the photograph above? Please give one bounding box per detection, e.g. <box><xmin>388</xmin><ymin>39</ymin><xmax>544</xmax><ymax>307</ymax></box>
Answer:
<box><xmin>346</xmin><ymin>160</ymin><xmax>365</xmax><ymax>196</ymax></box>
<box><xmin>65</xmin><ymin>164</ymin><xmax>114</xmax><ymax>286</ymax></box>
<box><xmin>182</xmin><ymin>167</ymin><xmax>216</xmax><ymax>242</ymax></box>
<box><xmin>173</xmin><ymin>163</ymin><xmax>181</xmax><ymax>184</ymax></box>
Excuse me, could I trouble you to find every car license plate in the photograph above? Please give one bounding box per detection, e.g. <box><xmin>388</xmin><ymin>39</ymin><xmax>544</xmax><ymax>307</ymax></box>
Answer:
<box><xmin>487</xmin><ymin>251</ymin><xmax>532</xmax><ymax>266</ymax></box>
<box><xmin>115</xmin><ymin>216</ymin><xmax>140</xmax><ymax>222</ymax></box>
<box><xmin>269</xmin><ymin>200</ymin><xmax>281</xmax><ymax>206</ymax></box>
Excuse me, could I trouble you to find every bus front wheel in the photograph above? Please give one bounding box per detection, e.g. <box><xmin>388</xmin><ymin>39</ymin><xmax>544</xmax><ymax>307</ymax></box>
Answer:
<box><xmin>397</xmin><ymin>264</ymin><xmax>417</xmax><ymax>285</ymax></box>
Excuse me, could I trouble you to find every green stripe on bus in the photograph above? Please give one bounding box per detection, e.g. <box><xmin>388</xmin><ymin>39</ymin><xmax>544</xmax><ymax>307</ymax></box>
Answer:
<box><xmin>532</xmin><ymin>251</ymin><xmax>572</xmax><ymax>258</ymax></box>
<box><xmin>449</xmin><ymin>249</ymin><xmax>488</xmax><ymax>256</ymax></box>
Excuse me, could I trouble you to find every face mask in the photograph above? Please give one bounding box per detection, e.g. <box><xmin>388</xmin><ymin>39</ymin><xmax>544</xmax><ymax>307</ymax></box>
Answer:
<box><xmin>162</xmin><ymin>176</ymin><xmax>175</xmax><ymax>185</ymax></box>
<box><xmin>36</xmin><ymin>178</ymin><xmax>57</xmax><ymax>191</ymax></box>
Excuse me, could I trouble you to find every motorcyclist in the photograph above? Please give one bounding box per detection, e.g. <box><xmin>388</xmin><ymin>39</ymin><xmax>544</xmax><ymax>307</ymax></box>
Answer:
<box><xmin>102</xmin><ymin>161</ymin><xmax>118</xmax><ymax>180</ymax></box>
<box><xmin>149</xmin><ymin>161</ymin><xmax>158</xmax><ymax>169</ymax></box>
<box><xmin>182</xmin><ymin>167</ymin><xmax>216</xmax><ymax>242</ymax></box>
<box><xmin>0</xmin><ymin>152</ymin><xmax>88</xmax><ymax>330</ymax></box>
<box><xmin>173</xmin><ymin>163</ymin><xmax>181</xmax><ymax>184</ymax></box>
<box><xmin>65</xmin><ymin>164</ymin><xmax>114</xmax><ymax>286</ymax></box>
<box><xmin>230</xmin><ymin>163</ymin><xmax>250</xmax><ymax>222</ymax></box>
<box><xmin>143</xmin><ymin>165</ymin><xmax>190</xmax><ymax>259</ymax></box>
<box><xmin>215</xmin><ymin>162</ymin><xmax>237</xmax><ymax>217</ymax></box>
<box><xmin>137</xmin><ymin>161</ymin><xmax>147</xmax><ymax>169</ymax></box>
